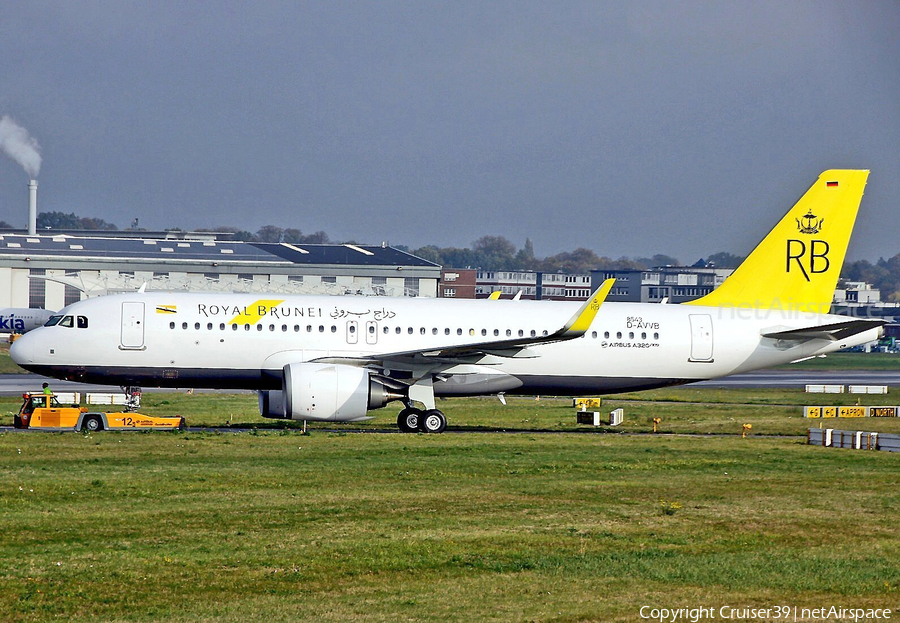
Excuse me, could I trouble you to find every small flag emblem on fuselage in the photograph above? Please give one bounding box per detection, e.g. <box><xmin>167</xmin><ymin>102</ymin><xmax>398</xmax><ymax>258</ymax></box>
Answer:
<box><xmin>156</xmin><ymin>306</ymin><xmax>177</xmax><ymax>314</ymax></box>
<box><xmin>826</xmin><ymin>181</ymin><xmax>839</xmax><ymax>187</ymax></box>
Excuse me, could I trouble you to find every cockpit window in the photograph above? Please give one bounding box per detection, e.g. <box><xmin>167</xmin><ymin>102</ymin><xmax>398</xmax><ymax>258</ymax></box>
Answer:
<box><xmin>77</xmin><ymin>316</ymin><xmax>88</xmax><ymax>329</ymax></box>
<box><xmin>59</xmin><ymin>315</ymin><xmax>74</xmax><ymax>328</ymax></box>
<box><xmin>45</xmin><ymin>315</ymin><xmax>63</xmax><ymax>327</ymax></box>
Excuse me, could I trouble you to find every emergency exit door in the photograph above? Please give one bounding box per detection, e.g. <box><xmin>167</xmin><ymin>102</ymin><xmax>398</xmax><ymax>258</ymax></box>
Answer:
<box><xmin>688</xmin><ymin>314</ymin><xmax>714</xmax><ymax>362</ymax></box>
<box><xmin>346</xmin><ymin>320</ymin><xmax>358</xmax><ymax>344</ymax></box>
<box><xmin>365</xmin><ymin>321</ymin><xmax>378</xmax><ymax>345</ymax></box>
<box><xmin>120</xmin><ymin>302</ymin><xmax>145</xmax><ymax>349</ymax></box>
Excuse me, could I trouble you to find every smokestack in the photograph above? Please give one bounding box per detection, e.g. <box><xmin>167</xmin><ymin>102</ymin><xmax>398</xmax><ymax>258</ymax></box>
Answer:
<box><xmin>28</xmin><ymin>180</ymin><xmax>37</xmax><ymax>235</ymax></box>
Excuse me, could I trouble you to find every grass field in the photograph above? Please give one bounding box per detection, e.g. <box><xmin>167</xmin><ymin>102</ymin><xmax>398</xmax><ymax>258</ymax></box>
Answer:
<box><xmin>774</xmin><ymin>352</ymin><xmax>900</xmax><ymax>370</ymax></box>
<box><xmin>1</xmin><ymin>431</ymin><xmax>897</xmax><ymax>622</ymax></box>
<box><xmin>2</xmin><ymin>387</ymin><xmax>900</xmax><ymax>621</ymax></box>
<box><xmin>1</xmin><ymin>339</ymin><xmax>898</xmax><ymax>620</ymax></box>
<box><xmin>7</xmin><ymin>386</ymin><xmax>900</xmax><ymax>436</ymax></box>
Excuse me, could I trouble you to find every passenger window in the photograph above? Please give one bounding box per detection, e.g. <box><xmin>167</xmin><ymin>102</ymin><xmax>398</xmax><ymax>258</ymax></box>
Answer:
<box><xmin>420</xmin><ymin>327</ymin><xmax>426</xmax><ymax>335</ymax></box>
<box><xmin>60</xmin><ymin>316</ymin><xmax>74</xmax><ymax>328</ymax></box>
<box><xmin>457</xmin><ymin>328</ymin><xmax>462</xmax><ymax>336</ymax></box>
<box><xmin>469</xmin><ymin>329</ymin><xmax>475</xmax><ymax>336</ymax></box>
<box><xmin>591</xmin><ymin>331</ymin><xmax>597</xmax><ymax>338</ymax></box>
<box><xmin>207</xmin><ymin>323</ymin><xmax>213</xmax><ymax>330</ymax></box>
<box><xmin>530</xmin><ymin>330</ymin><xmax>536</xmax><ymax>337</ymax></box>
<box><xmin>268</xmin><ymin>324</ymin><xmax>275</xmax><ymax>331</ymax></box>
<box><xmin>518</xmin><ymin>330</ymin><xmax>524</xmax><ymax>337</ymax></box>
<box><xmin>481</xmin><ymin>329</ymin><xmax>487</xmax><ymax>336</ymax></box>
<box><xmin>282</xmin><ymin>325</ymin><xmax>288</xmax><ymax>332</ymax></box>
<box><xmin>182</xmin><ymin>322</ymin><xmax>188</xmax><ymax>330</ymax></box>
<box><xmin>245</xmin><ymin>324</ymin><xmax>251</xmax><ymax>331</ymax></box>
<box><xmin>257</xmin><ymin>324</ymin><xmax>263</xmax><ymax>332</ymax></box>
<box><xmin>616</xmin><ymin>332</ymin><xmax>622</xmax><ymax>339</ymax></box>
<box><xmin>432</xmin><ymin>328</ymin><xmax>438</xmax><ymax>335</ymax></box>
<box><xmin>330</xmin><ymin>325</ymin><xmax>336</xmax><ymax>333</ymax></box>
<box><xmin>169</xmin><ymin>322</ymin><xmax>175</xmax><ymax>330</ymax></box>
<box><xmin>654</xmin><ymin>332</ymin><xmax>659</xmax><ymax>340</ymax></box>
<box><xmin>220</xmin><ymin>323</ymin><xmax>225</xmax><ymax>330</ymax></box>
<box><xmin>445</xmin><ymin>328</ymin><xmax>450</xmax><ymax>335</ymax></box>
<box><xmin>542</xmin><ymin>330</ymin><xmax>548</xmax><ymax>336</ymax></box>
<box><xmin>77</xmin><ymin>316</ymin><xmax>88</xmax><ymax>329</ymax></box>
<box><xmin>194</xmin><ymin>322</ymin><xmax>200</xmax><ymax>330</ymax></box>
<box><xmin>641</xmin><ymin>332</ymin><xmax>647</xmax><ymax>339</ymax></box>
<box><xmin>395</xmin><ymin>327</ymin><xmax>401</xmax><ymax>334</ymax></box>
<box><xmin>494</xmin><ymin>329</ymin><xmax>499</xmax><ymax>336</ymax></box>
<box><xmin>232</xmin><ymin>324</ymin><xmax>238</xmax><ymax>331</ymax></box>
<box><xmin>604</xmin><ymin>331</ymin><xmax>610</xmax><ymax>339</ymax></box>
<box><xmin>506</xmin><ymin>329</ymin><xmax>512</xmax><ymax>337</ymax></box>
<box><xmin>629</xmin><ymin>332</ymin><xmax>634</xmax><ymax>339</ymax></box>
<box><xmin>383</xmin><ymin>326</ymin><xmax>389</xmax><ymax>334</ymax></box>
<box><xmin>319</xmin><ymin>325</ymin><xmax>325</xmax><ymax>333</ymax></box>
<box><xmin>349</xmin><ymin>325</ymin><xmax>356</xmax><ymax>334</ymax></box>
<box><xmin>408</xmin><ymin>327</ymin><xmax>413</xmax><ymax>334</ymax></box>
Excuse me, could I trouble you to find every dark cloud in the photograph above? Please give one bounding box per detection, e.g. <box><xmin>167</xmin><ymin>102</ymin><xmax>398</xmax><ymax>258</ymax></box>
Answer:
<box><xmin>1</xmin><ymin>1</ymin><xmax>897</xmax><ymax>261</ymax></box>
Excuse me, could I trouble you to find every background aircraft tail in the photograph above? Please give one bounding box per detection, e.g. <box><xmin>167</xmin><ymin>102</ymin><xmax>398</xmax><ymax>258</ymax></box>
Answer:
<box><xmin>685</xmin><ymin>169</ymin><xmax>869</xmax><ymax>314</ymax></box>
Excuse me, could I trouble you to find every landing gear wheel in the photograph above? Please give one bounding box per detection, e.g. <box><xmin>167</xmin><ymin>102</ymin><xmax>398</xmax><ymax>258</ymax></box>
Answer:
<box><xmin>82</xmin><ymin>415</ymin><xmax>103</xmax><ymax>432</ymax></box>
<box><xmin>418</xmin><ymin>409</ymin><xmax>447</xmax><ymax>434</ymax></box>
<box><xmin>397</xmin><ymin>408</ymin><xmax>423</xmax><ymax>433</ymax></box>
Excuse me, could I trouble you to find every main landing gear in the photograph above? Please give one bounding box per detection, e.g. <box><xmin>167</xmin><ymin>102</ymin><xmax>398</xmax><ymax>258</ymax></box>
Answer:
<box><xmin>397</xmin><ymin>406</ymin><xmax>447</xmax><ymax>434</ymax></box>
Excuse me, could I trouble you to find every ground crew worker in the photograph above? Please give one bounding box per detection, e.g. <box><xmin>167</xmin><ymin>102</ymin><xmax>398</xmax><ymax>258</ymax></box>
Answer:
<box><xmin>42</xmin><ymin>382</ymin><xmax>52</xmax><ymax>407</ymax></box>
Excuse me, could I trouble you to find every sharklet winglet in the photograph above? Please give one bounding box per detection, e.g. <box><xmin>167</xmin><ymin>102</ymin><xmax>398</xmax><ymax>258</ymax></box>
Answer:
<box><xmin>561</xmin><ymin>279</ymin><xmax>615</xmax><ymax>337</ymax></box>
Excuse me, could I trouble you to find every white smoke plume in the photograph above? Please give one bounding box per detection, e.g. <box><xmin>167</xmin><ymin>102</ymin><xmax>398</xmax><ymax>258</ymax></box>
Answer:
<box><xmin>0</xmin><ymin>115</ymin><xmax>42</xmax><ymax>178</ymax></box>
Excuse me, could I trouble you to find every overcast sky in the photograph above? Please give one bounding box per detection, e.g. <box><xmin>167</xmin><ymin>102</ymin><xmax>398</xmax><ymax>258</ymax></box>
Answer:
<box><xmin>1</xmin><ymin>1</ymin><xmax>898</xmax><ymax>262</ymax></box>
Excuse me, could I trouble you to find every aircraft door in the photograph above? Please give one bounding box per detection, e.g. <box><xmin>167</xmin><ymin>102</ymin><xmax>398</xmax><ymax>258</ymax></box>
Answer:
<box><xmin>688</xmin><ymin>314</ymin><xmax>713</xmax><ymax>362</ymax></box>
<box><xmin>120</xmin><ymin>302</ymin><xmax>146</xmax><ymax>349</ymax></box>
<box><xmin>365</xmin><ymin>321</ymin><xmax>378</xmax><ymax>345</ymax></box>
<box><xmin>346</xmin><ymin>320</ymin><xmax>358</xmax><ymax>344</ymax></box>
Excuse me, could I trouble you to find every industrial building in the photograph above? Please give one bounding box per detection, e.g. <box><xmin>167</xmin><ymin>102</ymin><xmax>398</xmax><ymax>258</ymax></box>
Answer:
<box><xmin>467</xmin><ymin>266</ymin><xmax>731</xmax><ymax>302</ymax></box>
<box><xmin>439</xmin><ymin>268</ymin><xmax>477</xmax><ymax>298</ymax></box>
<box><xmin>474</xmin><ymin>270</ymin><xmax>593</xmax><ymax>300</ymax></box>
<box><xmin>0</xmin><ymin>232</ymin><xmax>440</xmax><ymax>310</ymax></box>
<box><xmin>590</xmin><ymin>266</ymin><xmax>734</xmax><ymax>303</ymax></box>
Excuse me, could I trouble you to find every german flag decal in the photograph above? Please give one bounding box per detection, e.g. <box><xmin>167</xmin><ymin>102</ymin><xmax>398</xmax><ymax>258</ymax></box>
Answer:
<box><xmin>156</xmin><ymin>305</ymin><xmax>177</xmax><ymax>314</ymax></box>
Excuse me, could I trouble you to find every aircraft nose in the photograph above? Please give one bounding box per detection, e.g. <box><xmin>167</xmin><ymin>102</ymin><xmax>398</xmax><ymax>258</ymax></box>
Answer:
<box><xmin>10</xmin><ymin>332</ymin><xmax>34</xmax><ymax>365</ymax></box>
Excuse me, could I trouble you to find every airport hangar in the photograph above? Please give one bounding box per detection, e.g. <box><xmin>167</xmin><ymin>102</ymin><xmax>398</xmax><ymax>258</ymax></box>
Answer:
<box><xmin>0</xmin><ymin>231</ymin><xmax>440</xmax><ymax>310</ymax></box>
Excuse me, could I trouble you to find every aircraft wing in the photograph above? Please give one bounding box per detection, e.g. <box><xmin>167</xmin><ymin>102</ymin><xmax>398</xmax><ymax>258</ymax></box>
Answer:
<box><xmin>315</xmin><ymin>279</ymin><xmax>615</xmax><ymax>371</ymax></box>
<box><xmin>761</xmin><ymin>319</ymin><xmax>886</xmax><ymax>342</ymax></box>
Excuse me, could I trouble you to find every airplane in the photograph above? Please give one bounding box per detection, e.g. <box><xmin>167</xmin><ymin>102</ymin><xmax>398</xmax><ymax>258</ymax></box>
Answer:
<box><xmin>10</xmin><ymin>170</ymin><xmax>884</xmax><ymax>433</ymax></box>
<box><xmin>0</xmin><ymin>308</ymin><xmax>55</xmax><ymax>334</ymax></box>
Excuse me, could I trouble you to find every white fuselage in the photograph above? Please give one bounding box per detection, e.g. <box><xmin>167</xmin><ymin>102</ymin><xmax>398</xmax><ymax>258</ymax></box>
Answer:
<box><xmin>9</xmin><ymin>292</ymin><xmax>879</xmax><ymax>395</ymax></box>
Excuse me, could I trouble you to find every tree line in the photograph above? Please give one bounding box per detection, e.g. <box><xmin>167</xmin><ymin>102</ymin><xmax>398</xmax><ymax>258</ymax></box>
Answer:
<box><xmin>14</xmin><ymin>212</ymin><xmax>900</xmax><ymax>301</ymax></box>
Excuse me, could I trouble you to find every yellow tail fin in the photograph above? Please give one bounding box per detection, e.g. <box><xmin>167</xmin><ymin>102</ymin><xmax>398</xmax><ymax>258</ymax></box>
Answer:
<box><xmin>685</xmin><ymin>169</ymin><xmax>869</xmax><ymax>314</ymax></box>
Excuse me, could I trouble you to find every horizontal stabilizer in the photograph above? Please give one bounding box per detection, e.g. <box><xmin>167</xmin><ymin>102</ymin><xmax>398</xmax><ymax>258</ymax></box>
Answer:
<box><xmin>762</xmin><ymin>319</ymin><xmax>885</xmax><ymax>342</ymax></box>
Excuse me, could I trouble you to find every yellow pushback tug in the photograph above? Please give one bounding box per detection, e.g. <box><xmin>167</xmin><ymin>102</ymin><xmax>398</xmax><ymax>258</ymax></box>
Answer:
<box><xmin>14</xmin><ymin>392</ymin><xmax>184</xmax><ymax>432</ymax></box>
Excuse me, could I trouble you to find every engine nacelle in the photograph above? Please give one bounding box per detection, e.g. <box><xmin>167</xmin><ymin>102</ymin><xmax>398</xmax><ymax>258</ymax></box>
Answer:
<box><xmin>258</xmin><ymin>389</ymin><xmax>287</xmax><ymax>419</ymax></box>
<box><xmin>263</xmin><ymin>362</ymin><xmax>402</xmax><ymax>422</ymax></box>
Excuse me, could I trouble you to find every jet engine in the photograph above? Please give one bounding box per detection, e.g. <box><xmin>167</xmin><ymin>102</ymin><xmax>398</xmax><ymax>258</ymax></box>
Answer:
<box><xmin>259</xmin><ymin>362</ymin><xmax>404</xmax><ymax>422</ymax></box>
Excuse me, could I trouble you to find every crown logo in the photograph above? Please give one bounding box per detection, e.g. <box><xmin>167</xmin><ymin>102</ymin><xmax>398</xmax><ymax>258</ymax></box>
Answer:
<box><xmin>796</xmin><ymin>209</ymin><xmax>823</xmax><ymax>235</ymax></box>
